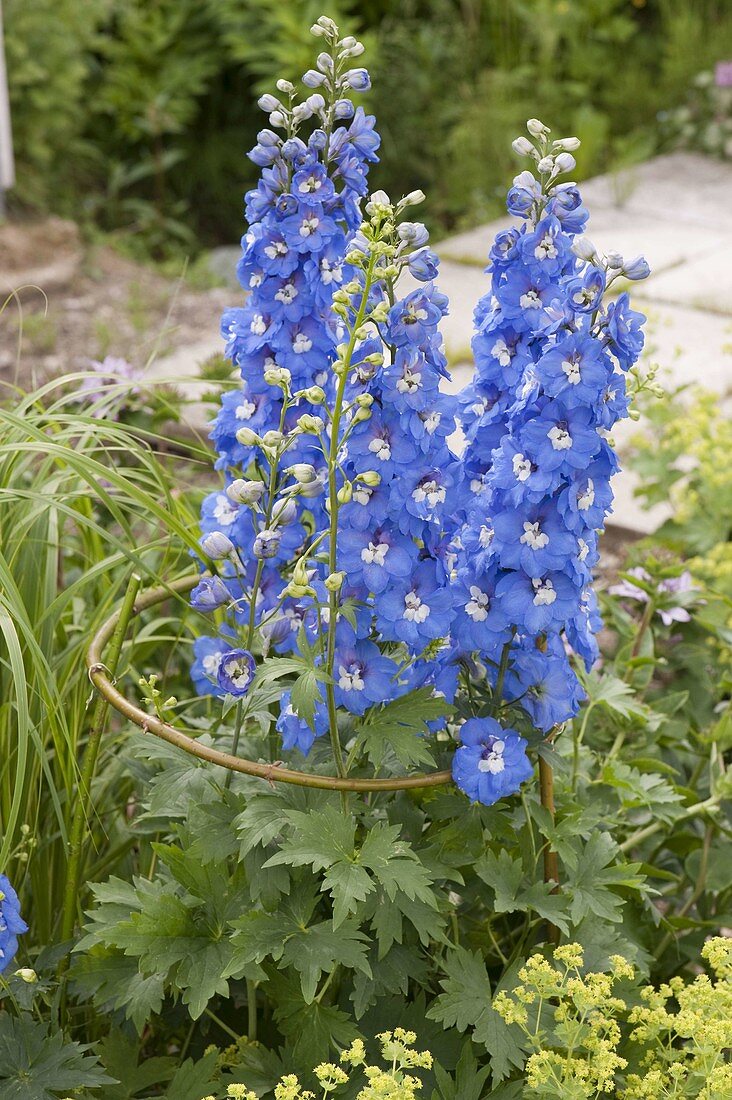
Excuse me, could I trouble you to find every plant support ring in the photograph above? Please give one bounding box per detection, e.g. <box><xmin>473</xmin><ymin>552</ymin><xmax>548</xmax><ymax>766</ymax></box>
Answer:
<box><xmin>86</xmin><ymin>574</ymin><xmax>454</xmax><ymax>793</ymax></box>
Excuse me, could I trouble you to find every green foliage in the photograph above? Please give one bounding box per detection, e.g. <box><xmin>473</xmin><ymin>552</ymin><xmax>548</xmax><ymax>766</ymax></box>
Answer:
<box><xmin>0</xmin><ymin>1013</ymin><xmax>114</xmax><ymax>1099</ymax></box>
<box><xmin>7</xmin><ymin>1</ymin><xmax>732</xmax><ymax>248</ymax></box>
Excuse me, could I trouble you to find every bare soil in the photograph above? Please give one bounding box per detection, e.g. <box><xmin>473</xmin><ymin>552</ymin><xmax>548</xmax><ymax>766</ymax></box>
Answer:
<box><xmin>0</xmin><ymin>217</ymin><xmax>232</xmax><ymax>389</ymax></box>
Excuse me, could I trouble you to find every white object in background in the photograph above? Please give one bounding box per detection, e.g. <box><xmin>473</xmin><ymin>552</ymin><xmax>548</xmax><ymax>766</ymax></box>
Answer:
<box><xmin>0</xmin><ymin>0</ymin><xmax>14</xmax><ymax>206</ymax></box>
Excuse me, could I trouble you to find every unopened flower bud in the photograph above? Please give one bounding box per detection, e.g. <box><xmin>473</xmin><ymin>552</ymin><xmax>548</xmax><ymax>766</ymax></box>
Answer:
<box><xmin>572</xmin><ymin>236</ymin><xmax>597</xmax><ymax>262</ymax></box>
<box><xmin>512</xmin><ymin>136</ymin><xmax>535</xmax><ymax>156</ymax></box>
<box><xmin>253</xmin><ymin>529</ymin><xmax>281</xmax><ymax>559</ymax></box>
<box><xmin>315</xmin><ymin>52</ymin><xmax>334</xmax><ymax>73</ymax></box>
<box><xmin>269</xmin><ymin>110</ymin><xmax>287</xmax><ymax>128</ymax></box>
<box><xmin>553</xmin><ymin>135</ymin><xmax>581</xmax><ymax>151</ymax></box>
<box><xmin>286</xmin><ymin>581</ymin><xmax>316</xmax><ymax>599</ymax></box>
<box><xmin>302</xmin><ymin>68</ymin><xmax>327</xmax><ymax>88</ymax></box>
<box><xmin>340</xmin><ymin>35</ymin><xmax>357</xmax><ymax>49</ymax></box>
<box><xmin>313</xmin><ymin>15</ymin><xmax>338</xmax><ymax>36</ymax></box>
<box><xmin>292</xmin><ymin>103</ymin><xmax>313</xmax><ymax>123</ymax></box>
<box><xmin>299</xmin><ymin>474</ymin><xmax>326</xmax><ymax>498</ymax></box>
<box><xmin>554</xmin><ymin>152</ymin><xmax>576</xmax><ymax>173</ymax></box>
<box><xmin>397</xmin><ymin>221</ymin><xmax>429</xmax><ymax>246</ymax></box>
<box><xmin>364</xmin><ymin>352</ymin><xmax>384</xmax><ymax>366</ymax></box>
<box><xmin>527</xmin><ymin>118</ymin><xmax>550</xmax><ymax>136</ymax></box>
<box><xmin>301</xmin><ymin>385</ymin><xmax>326</xmax><ymax>404</ymax></box>
<box><xmin>258</xmin><ymin>94</ymin><xmax>280</xmax><ymax>113</ymax></box>
<box><xmin>264</xmin><ymin>366</ymin><xmax>291</xmax><ymax>388</ymax></box>
<box><xmin>286</xmin><ymin>463</ymin><xmax>317</xmax><ymax>485</ymax></box>
<box><xmin>235</xmin><ymin>426</ymin><xmax>260</xmax><ymax>447</ymax></box>
<box><xmin>358</xmin><ymin>470</ymin><xmax>381</xmax><ymax>487</ymax></box>
<box><xmin>272</xmin><ymin>497</ymin><xmax>298</xmax><ymax>525</ymax></box>
<box><xmin>342</xmin><ymin>68</ymin><xmax>370</xmax><ymax>92</ymax></box>
<box><xmin>605</xmin><ymin>250</ymin><xmax>624</xmax><ymax>270</ymax></box>
<box><xmin>200</xmin><ymin>532</ymin><xmax>235</xmax><ymax>559</ymax></box>
<box><xmin>305</xmin><ymin>93</ymin><xmax>326</xmax><ymax>113</ymax></box>
<box><xmin>16</xmin><ymin>968</ymin><xmax>37</xmax><ymax>984</ymax></box>
<box><xmin>352</xmin><ymin>406</ymin><xmax>371</xmax><ymax>423</ymax></box>
<box><xmin>337</xmin><ymin>482</ymin><xmax>353</xmax><ymax>504</ymax></box>
<box><xmin>356</xmin><ymin>392</ymin><xmax>374</xmax><ymax>407</ymax></box>
<box><xmin>297</xmin><ymin>413</ymin><xmax>325</xmax><ymax>433</ymax></box>
<box><xmin>400</xmin><ymin>189</ymin><xmax>426</xmax><ymax>206</ymax></box>
<box><xmin>537</xmin><ymin>155</ymin><xmax>554</xmax><ymax>173</ymax></box>
<box><xmin>325</xmin><ymin>571</ymin><xmax>345</xmax><ymax>592</ymax></box>
<box><xmin>623</xmin><ymin>254</ymin><xmax>651</xmax><ymax>281</ymax></box>
<box><xmin>261</xmin><ymin>429</ymin><xmax>285</xmax><ymax>448</ymax></box>
<box><xmin>341</xmin><ymin>41</ymin><xmax>365</xmax><ymax>58</ymax></box>
<box><xmin>227</xmin><ymin>479</ymin><xmax>265</xmax><ymax>505</ymax></box>
<box><xmin>366</xmin><ymin>189</ymin><xmax>391</xmax><ymax>215</ymax></box>
<box><xmin>276</xmin><ymin>79</ymin><xmax>294</xmax><ymax>94</ymax></box>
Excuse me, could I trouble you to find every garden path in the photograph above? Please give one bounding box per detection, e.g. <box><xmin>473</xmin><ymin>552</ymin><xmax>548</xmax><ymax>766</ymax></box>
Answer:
<box><xmin>153</xmin><ymin>152</ymin><xmax>732</xmax><ymax>534</ymax></box>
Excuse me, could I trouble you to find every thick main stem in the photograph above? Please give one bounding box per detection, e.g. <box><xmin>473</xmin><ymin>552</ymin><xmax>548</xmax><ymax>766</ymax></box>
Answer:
<box><xmin>538</xmin><ymin>753</ymin><xmax>560</xmax><ymax>946</ymax></box>
<box><xmin>59</xmin><ymin>573</ymin><xmax>141</xmax><ymax>956</ymax></box>
<box><xmin>324</xmin><ymin>250</ymin><xmax>378</xmax><ymax>779</ymax></box>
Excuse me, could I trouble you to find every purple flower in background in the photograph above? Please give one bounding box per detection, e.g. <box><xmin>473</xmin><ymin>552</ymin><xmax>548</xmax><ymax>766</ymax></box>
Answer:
<box><xmin>715</xmin><ymin>60</ymin><xmax>732</xmax><ymax>87</ymax></box>
<box><xmin>609</xmin><ymin>567</ymin><xmax>699</xmax><ymax>626</ymax></box>
<box><xmin>0</xmin><ymin>875</ymin><xmax>28</xmax><ymax>974</ymax></box>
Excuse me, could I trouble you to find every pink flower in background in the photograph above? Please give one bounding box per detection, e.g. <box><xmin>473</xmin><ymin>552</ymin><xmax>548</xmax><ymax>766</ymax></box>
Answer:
<box><xmin>715</xmin><ymin>61</ymin><xmax>732</xmax><ymax>87</ymax></box>
<box><xmin>79</xmin><ymin>356</ymin><xmax>145</xmax><ymax>418</ymax></box>
<box><xmin>609</xmin><ymin>567</ymin><xmax>699</xmax><ymax>626</ymax></box>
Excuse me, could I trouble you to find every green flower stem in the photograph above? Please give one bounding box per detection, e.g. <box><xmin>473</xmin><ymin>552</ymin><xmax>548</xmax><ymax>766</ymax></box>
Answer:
<box><xmin>324</xmin><ymin>248</ymin><xmax>379</xmax><ymax>779</ymax></box>
<box><xmin>490</xmin><ymin>637</ymin><xmax>514</xmax><ymax>716</ymax></box>
<box><xmin>59</xmin><ymin>572</ymin><xmax>141</xmax><ymax>957</ymax></box>
<box><xmin>619</xmin><ymin>793</ymin><xmax>721</xmax><ymax>854</ymax></box>
<box><xmin>224</xmin><ymin>698</ymin><xmax>245</xmax><ymax>792</ymax></box>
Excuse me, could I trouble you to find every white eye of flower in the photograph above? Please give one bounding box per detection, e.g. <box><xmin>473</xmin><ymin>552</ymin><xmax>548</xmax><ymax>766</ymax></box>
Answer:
<box><xmin>520</xmin><ymin>520</ymin><xmax>550</xmax><ymax>550</ymax></box>
<box><xmin>520</xmin><ymin>289</ymin><xmax>541</xmax><ymax>309</ymax></box>
<box><xmin>548</xmin><ymin>425</ymin><xmax>572</xmax><ymax>450</ymax></box>
<box><xmin>578</xmin><ymin>478</ymin><xmax>595</xmax><ymax>510</ymax></box>
<box><xmin>512</xmin><ymin>453</ymin><xmax>533</xmax><ymax>481</ymax></box>
<box><xmin>249</xmin><ymin>273</ymin><xmax>263</xmax><ymax>288</ymax></box>
<box><xmin>353</xmin><ymin>486</ymin><xmax>372</xmax><ymax>506</ymax></box>
<box><xmin>397</xmin><ymin>369</ymin><xmax>420</xmax><ymax>394</ymax></box>
<box><xmin>466</xmin><ymin>585</ymin><xmax>490</xmax><ymax>621</ymax></box>
<box><xmin>275</xmin><ymin>282</ymin><xmax>298</xmax><ymax>304</ymax></box>
<box><xmin>320</xmin><ymin>259</ymin><xmax>342</xmax><ymax>284</ymax></box>
<box><xmin>578</xmin><ymin>538</ymin><xmax>590</xmax><ymax>562</ymax></box>
<box><xmin>413</xmin><ymin>479</ymin><xmax>445</xmax><ymax>507</ymax></box>
<box><xmin>224</xmin><ymin>658</ymin><xmax>252</xmax><ymax>690</ymax></box>
<box><xmin>534</xmin><ymin>234</ymin><xmax>558</xmax><ymax>261</ymax></box>
<box><xmin>202</xmin><ymin>653</ymin><xmax>223</xmax><ymax>676</ymax></box>
<box><xmin>213</xmin><ymin>495</ymin><xmax>238</xmax><ymax>526</ymax></box>
<box><xmin>236</xmin><ymin>400</ymin><xmax>256</xmax><ymax>420</ymax></box>
<box><xmin>479</xmin><ymin>524</ymin><xmax>494</xmax><ymax>549</ymax></box>
<box><xmin>264</xmin><ymin>240</ymin><xmax>288</xmax><ymax>259</ymax></box>
<box><xmin>361</xmin><ymin>540</ymin><xmax>389</xmax><ymax>566</ymax></box>
<box><xmin>404</xmin><ymin>302</ymin><xmax>429</xmax><ymax>325</ymax></box>
<box><xmin>403</xmin><ymin>592</ymin><xmax>430</xmax><ymax>623</ymax></box>
<box><xmin>298</xmin><ymin>174</ymin><xmax>322</xmax><ymax>193</ymax></box>
<box><xmin>422</xmin><ymin>411</ymin><xmax>440</xmax><ymax>434</ymax></box>
<box><xmin>338</xmin><ymin>662</ymin><xmax>365</xmax><ymax>692</ymax></box>
<box><xmin>368</xmin><ymin>437</ymin><xmax>391</xmax><ymax>461</ymax></box>
<box><xmin>250</xmin><ymin>314</ymin><xmax>267</xmax><ymax>335</ymax></box>
<box><xmin>491</xmin><ymin>338</ymin><xmax>513</xmax><ymax>367</ymax></box>
<box><xmin>293</xmin><ymin>333</ymin><xmax>313</xmax><ymax>354</ymax></box>
<box><xmin>532</xmin><ymin>577</ymin><xmax>557</xmax><ymax>606</ymax></box>
<box><xmin>299</xmin><ymin>216</ymin><xmax>320</xmax><ymax>237</ymax></box>
<box><xmin>561</xmin><ymin>356</ymin><xmax>581</xmax><ymax>384</ymax></box>
<box><xmin>478</xmin><ymin>738</ymin><xmax>506</xmax><ymax>774</ymax></box>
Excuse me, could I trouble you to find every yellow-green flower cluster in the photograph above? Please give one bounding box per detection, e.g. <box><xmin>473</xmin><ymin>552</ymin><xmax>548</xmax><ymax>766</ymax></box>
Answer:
<box><xmin>495</xmin><ymin>937</ymin><xmax>732</xmax><ymax>1099</ymax></box>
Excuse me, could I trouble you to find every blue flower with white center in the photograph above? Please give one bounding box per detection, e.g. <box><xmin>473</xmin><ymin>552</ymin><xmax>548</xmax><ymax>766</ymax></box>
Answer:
<box><xmin>452</xmin><ymin>718</ymin><xmax>534</xmax><ymax>805</ymax></box>
<box><xmin>565</xmin><ymin>266</ymin><xmax>605</xmax><ymax>312</ymax></box>
<box><xmin>386</xmin><ymin>284</ymin><xmax>448</xmax><ymax>348</ymax></box>
<box><xmin>0</xmin><ymin>875</ymin><xmax>28</xmax><ymax>975</ymax></box>
<box><xmin>347</xmin><ymin>409</ymin><xmax>418</xmax><ymax>479</ymax></box>
<box><xmin>338</xmin><ymin>524</ymin><xmax>417</xmax><ymax>595</ymax></box>
<box><xmin>535</xmin><ymin>333</ymin><xmax>609</xmax><ymax>406</ymax></box>
<box><xmin>333</xmin><ymin>639</ymin><xmax>399</xmax><ymax>715</ymax></box>
<box><xmin>451</xmin><ymin>567</ymin><xmax>512</xmax><ymax>651</ymax></box>
<box><xmin>217</xmin><ymin>648</ymin><xmax>256</xmax><ymax>697</ymax></box>
<box><xmin>495</xmin><ymin>268</ymin><xmax>559</xmax><ymax>331</ymax></box>
<box><xmin>603</xmin><ymin>292</ymin><xmax>646</xmax><ymax>367</ymax></box>
<box><xmin>518</xmin><ymin>401</ymin><xmax>601</xmax><ymax>474</ymax></box>
<box><xmin>495</xmin><ymin>568</ymin><xmax>576</xmax><ymax>634</ymax></box>
<box><xmin>520</xmin><ymin>215</ymin><xmax>570</xmax><ymax>277</ymax></box>
<box><xmin>375</xmin><ymin>561</ymin><xmax>453</xmax><ymax>646</ymax></box>
<box><xmin>191</xmin><ymin>634</ymin><xmax>234</xmax><ymax>697</ymax></box>
<box><xmin>276</xmin><ymin>690</ymin><xmax>329</xmax><ymax>756</ymax></box>
<box><xmin>491</xmin><ymin>503</ymin><xmax>579</xmax><ymax>577</ymax></box>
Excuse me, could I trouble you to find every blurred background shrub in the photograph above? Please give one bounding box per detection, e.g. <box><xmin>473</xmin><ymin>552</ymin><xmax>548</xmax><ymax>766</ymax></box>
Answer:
<box><xmin>4</xmin><ymin>0</ymin><xmax>732</xmax><ymax>258</ymax></box>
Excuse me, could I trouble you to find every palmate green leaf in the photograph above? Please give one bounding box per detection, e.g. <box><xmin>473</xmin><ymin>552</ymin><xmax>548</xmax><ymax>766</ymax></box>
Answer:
<box><xmin>565</xmin><ymin>832</ymin><xmax>646</xmax><ymax>925</ymax></box>
<box><xmin>600</xmin><ymin>759</ymin><xmax>684</xmax><ymax>818</ymax></box>
<box><xmin>163</xmin><ymin>1052</ymin><xmax>220</xmax><ymax>1100</ymax></box>
<box><xmin>71</xmin><ymin>949</ymin><xmax>167</xmax><ymax>1034</ymax></box>
<box><xmin>265</xmin><ymin>970</ymin><xmax>360</xmax><ymax>1067</ymax></box>
<box><xmin>584</xmin><ymin>672</ymin><xmax>661</xmax><ymax>727</ymax></box>
<box><xmin>254</xmin><ymin>655</ymin><xmax>330</xmax><ymax>728</ymax></box>
<box><xmin>231</xmin><ymin>884</ymin><xmax>371</xmax><ymax>1002</ymax></box>
<box><xmin>475</xmin><ymin>849</ymin><xmax>571</xmax><ymax>935</ymax></box>
<box><xmin>97</xmin><ymin>1030</ymin><xmax>176</xmax><ymax>1099</ymax></box>
<box><xmin>0</xmin><ymin>1014</ymin><xmax>115</xmax><ymax>1100</ymax></box>
<box><xmin>427</xmin><ymin>948</ymin><xmax>525</xmax><ymax>1084</ymax></box>
<box><xmin>353</xmin><ymin>687</ymin><xmax>452</xmax><ymax>770</ymax></box>
<box><xmin>431</xmin><ymin>1040</ymin><xmax>493</xmax><ymax>1100</ymax></box>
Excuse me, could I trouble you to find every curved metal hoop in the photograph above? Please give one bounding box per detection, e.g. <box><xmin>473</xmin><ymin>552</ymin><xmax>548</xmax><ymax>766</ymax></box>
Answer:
<box><xmin>86</xmin><ymin>574</ymin><xmax>453</xmax><ymax>792</ymax></box>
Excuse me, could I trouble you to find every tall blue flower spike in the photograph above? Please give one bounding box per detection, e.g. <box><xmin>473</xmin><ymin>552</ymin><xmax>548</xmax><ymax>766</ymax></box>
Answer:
<box><xmin>0</xmin><ymin>874</ymin><xmax>28</xmax><ymax>975</ymax></box>
<box><xmin>452</xmin><ymin>120</ymin><xmax>649</xmax><ymax>804</ymax></box>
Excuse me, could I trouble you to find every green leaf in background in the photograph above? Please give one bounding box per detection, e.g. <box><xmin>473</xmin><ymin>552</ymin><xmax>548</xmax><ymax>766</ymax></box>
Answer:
<box><xmin>353</xmin><ymin>687</ymin><xmax>452</xmax><ymax>770</ymax></box>
<box><xmin>0</xmin><ymin>1014</ymin><xmax>115</xmax><ymax>1100</ymax></box>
